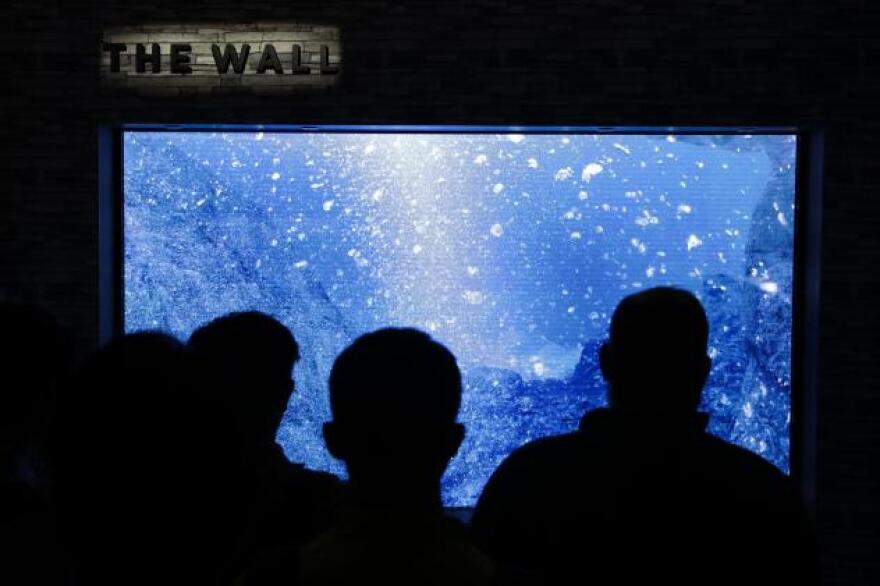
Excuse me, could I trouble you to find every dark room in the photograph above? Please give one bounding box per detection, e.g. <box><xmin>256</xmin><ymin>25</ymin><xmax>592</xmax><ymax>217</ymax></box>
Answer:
<box><xmin>1</xmin><ymin>1</ymin><xmax>878</xmax><ymax>585</ymax></box>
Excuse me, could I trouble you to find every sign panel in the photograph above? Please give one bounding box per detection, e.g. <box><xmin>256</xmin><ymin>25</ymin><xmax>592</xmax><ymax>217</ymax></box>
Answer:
<box><xmin>100</xmin><ymin>24</ymin><xmax>341</xmax><ymax>95</ymax></box>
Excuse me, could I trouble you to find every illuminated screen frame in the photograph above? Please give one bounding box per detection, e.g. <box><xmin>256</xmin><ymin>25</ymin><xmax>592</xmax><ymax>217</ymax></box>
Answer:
<box><xmin>98</xmin><ymin>124</ymin><xmax>822</xmax><ymax>511</ymax></box>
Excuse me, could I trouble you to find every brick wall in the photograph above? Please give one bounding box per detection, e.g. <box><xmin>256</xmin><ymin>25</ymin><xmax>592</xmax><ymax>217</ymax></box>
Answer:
<box><xmin>1</xmin><ymin>1</ymin><xmax>878</xmax><ymax>584</ymax></box>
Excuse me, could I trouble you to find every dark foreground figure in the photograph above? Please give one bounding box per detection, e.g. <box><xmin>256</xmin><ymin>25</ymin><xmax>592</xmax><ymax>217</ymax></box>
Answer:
<box><xmin>0</xmin><ymin>303</ymin><xmax>70</xmax><ymax>586</ymax></box>
<box><xmin>290</xmin><ymin>328</ymin><xmax>495</xmax><ymax>585</ymax></box>
<box><xmin>471</xmin><ymin>287</ymin><xmax>818</xmax><ymax>586</ymax></box>
<box><xmin>188</xmin><ymin>312</ymin><xmax>340</xmax><ymax>580</ymax></box>
<box><xmin>51</xmin><ymin>333</ymin><xmax>247</xmax><ymax>586</ymax></box>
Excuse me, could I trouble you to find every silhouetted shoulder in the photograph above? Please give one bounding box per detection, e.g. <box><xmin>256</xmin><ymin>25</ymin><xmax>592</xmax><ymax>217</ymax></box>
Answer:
<box><xmin>695</xmin><ymin>432</ymin><xmax>799</xmax><ymax>503</ymax></box>
<box><xmin>706</xmin><ymin>432</ymin><xmax>776</xmax><ymax>465</ymax></box>
<box><xmin>480</xmin><ymin>431</ymin><xmax>584</xmax><ymax>496</ymax></box>
<box><xmin>504</xmin><ymin>430</ymin><xmax>583</xmax><ymax>469</ymax></box>
<box><xmin>699</xmin><ymin>433</ymin><xmax>790</xmax><ymax>478</ymax></box>
<box><xmin>471</xmin><ymin>431</ymin><xmax>584</xmax><ymax>564</ymax></box>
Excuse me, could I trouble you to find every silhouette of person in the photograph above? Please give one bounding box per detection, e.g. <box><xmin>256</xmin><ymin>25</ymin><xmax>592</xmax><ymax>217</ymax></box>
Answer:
<box><xmin>51</xmin><ymin>332</ymin><xmax>245</xmax><ymax>586</ymax></box>
<box><xmin>187</xmin><ymin>311</ymin><xmax>340</xmax><ymax>579</ymax></box>
<box><xmin>471</xmin><ymin>287</ymin><xmax>818</xmax><ymax>586</ymax></box>
<box><xmin>0</xmin><ymin>302</ymin><xmax>70</xmax><ymax>586</ymax></box>
<box><xmin>293</xmin><ymin>328</ymin><xmax>495</xmax><ymax>585</ymax></box>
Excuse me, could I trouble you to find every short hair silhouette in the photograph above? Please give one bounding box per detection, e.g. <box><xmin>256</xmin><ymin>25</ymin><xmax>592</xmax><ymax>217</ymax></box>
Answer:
<box><xmin>188</xmin><ymin>311</ymin><xmax>299</xmax><ymax>442</ymax></box>
<box><xmin>298</xmin><ymin>330</ymin><xmax>495</xmax><ymax>585</ymax></box>
<box><xmin>324</xmin><ymin>328</ymin><xmax>463</xmax><ymax>494</ymax></box>
<box><xmin>187</xmin><ymin>313</ymin><xmax>342</xmax><ymax>581</ymax></box>
<box><xmin>600</xmin><ymin>287</ymin><xmax>711</xmax><ymax>411</ymax></box>
<box><xmin>329</xmin><ymin>328</ymin><xmax>461</xmax><ymax>426</ymax></box>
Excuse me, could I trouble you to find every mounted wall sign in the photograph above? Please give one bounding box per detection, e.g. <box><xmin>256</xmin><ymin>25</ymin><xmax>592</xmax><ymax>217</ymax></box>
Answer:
<box><xmin>100</xmin><ymin>23</ymin><xmax>341</xmax><ymax>95</ymax></box>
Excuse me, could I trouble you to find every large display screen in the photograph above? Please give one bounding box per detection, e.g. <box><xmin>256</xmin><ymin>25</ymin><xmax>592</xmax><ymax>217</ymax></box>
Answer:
<box><xmin>123</xmin><ymin>129</ymin><xmax>797</xmax><ymax>506</ymax></box>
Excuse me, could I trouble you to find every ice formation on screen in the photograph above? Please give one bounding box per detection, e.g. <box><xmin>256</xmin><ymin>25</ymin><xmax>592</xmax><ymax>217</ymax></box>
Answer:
<box><xmin>123</xmin><ymin>131</ymin><xmax>796</xmax><ymax>506</ymax></box>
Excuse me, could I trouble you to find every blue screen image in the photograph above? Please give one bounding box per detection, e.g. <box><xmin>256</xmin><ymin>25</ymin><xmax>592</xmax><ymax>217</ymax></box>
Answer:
<box><xmin>123</xmin><ymin>130</ymin><xmax>796</xmax><ymax>506</ymax></box>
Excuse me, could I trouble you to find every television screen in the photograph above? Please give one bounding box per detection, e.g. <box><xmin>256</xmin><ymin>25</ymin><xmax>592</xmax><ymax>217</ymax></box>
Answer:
<box><xmin>122</xmin><ymin>129</ymin><xmax>797</xmax><ymax>506</ymax></box>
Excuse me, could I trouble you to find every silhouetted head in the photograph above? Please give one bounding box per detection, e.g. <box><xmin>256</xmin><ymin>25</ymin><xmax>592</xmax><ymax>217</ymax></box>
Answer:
<box><xmin>52</xmin><ymin>332</ymin><xmax>243</xmax><ymax>585</ymax></box>
<box><xmin>0</xmin><ymin>302</ymin><xmax>70</xmax><ymax>449</ymax></box>
<box><xmin>324</xmin><ymin>328</ymin><xmax>464</xmax><ymax>506</ymax></box>
<box><xmin>600</xmin><ymin>287</ymin><xmax>711</xmax><ymax>412</ymax></box>
<box><xmin>188</xmin><ymin>311</ymin><xmax>299</xmax><ymax>445</ymax></box>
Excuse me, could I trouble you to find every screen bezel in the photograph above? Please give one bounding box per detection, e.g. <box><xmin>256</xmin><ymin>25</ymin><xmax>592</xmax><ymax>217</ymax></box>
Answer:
<box><xmin>99</xmin><ymin>124</ymin><xmax>822</xmax><ymax>513</ymax></box>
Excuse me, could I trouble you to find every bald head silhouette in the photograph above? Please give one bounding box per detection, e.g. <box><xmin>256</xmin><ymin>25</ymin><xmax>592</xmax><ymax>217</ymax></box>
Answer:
<box><xmin>600</xmin><ymin>287</ymin><xmax>711</xmax><ymax>412</ymax></box>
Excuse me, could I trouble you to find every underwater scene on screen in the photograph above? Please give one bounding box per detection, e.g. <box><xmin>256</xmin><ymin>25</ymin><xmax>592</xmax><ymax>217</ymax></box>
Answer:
<box><xmin>124</xmin><ymin>131</ymin><xmax>796</xmax><ymax>506</ymax></box>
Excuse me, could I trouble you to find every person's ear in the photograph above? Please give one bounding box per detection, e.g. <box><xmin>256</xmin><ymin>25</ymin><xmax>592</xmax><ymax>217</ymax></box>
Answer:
<box><xmin>323</xmin><ymin>421</ymin><xmax>346</xmax><ymax>460</ymax></box>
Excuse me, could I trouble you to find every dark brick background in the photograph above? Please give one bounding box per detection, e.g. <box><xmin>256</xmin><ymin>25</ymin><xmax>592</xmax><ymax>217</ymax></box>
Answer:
<box><xmin>1</xmin><ymin>1</ymin><xmax>878</xmax><ymax>584</ymax></box>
